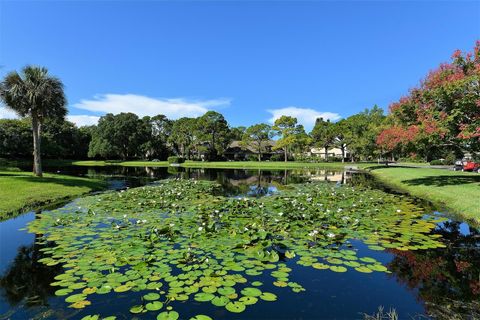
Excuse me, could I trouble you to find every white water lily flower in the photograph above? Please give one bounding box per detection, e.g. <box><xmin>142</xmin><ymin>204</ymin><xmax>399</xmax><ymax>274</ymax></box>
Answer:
<box><xmin>142</xmin><ymin>219</ymin><xmax>147</xmax><ymax>223</ymax></box>
<box><xmin>198</xmin><ymin>227</ymin><xmax>203</xmax><ymax>231</ymax></box>
<box><xmin>396</xmin><ymin>209</ymin><xmax>402</xmax><ymax>213</ymax></box>
<box><xmin>123</xmin><ymin>214</ymin><xmax>127</xmax><ymax>218</ymax></box>
<box><xmin>278</xmin><ymin>212</ymin><xmax>284</xmax><ymax>216</ymax></box>
<box><xmin>169</xmin><ymin>223</ymin><xmax>175</xmax><ymax>227</ymax></box>
<box><xmin>327</xmin><ymin>233</ymin><xmax>335</xmax><ymax>238</ymax></box>
<box><xmin>306</xmin><ymin>197</ymin><xmax>312</xmax><ymax>202</ymax></box>
<box><xmin>214</xmin><ymin>210</ymin><xmax>219</xmax><ymax>213</ymax></box>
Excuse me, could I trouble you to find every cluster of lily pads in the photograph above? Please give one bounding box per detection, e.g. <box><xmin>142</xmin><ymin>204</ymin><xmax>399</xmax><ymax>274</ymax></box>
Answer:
<box><xmin>28</xmin><ymin>179</ymin><xmax>446</xmax><ymax>319</ymax></box>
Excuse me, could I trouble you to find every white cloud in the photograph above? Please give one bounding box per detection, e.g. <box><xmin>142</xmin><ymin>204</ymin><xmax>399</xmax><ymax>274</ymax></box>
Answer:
<box><xmin>0</xmin><ymin>107</ymin><xmax>19</xmax><ymax>119</ymax></box>
<box><xmin>74</xmin><ymin>94</ymin><xmax>230</xmax><ymax>119</ymax></box>
<box><xmin>267</xmin><ymin>107</ymin><xmax>341</xmax><ymax>131</ymax></box>
<box><xmin>67</xmin><ymin>115</ymin><xmax>100</xmax><ymax>127</ymax></box>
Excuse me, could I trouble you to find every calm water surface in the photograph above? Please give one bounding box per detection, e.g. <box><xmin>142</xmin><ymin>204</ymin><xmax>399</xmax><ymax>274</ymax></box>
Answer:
<box><xmin>0</xmin><ymin>167</ymin><xmax>478</xmax><ymax>319</ymax></box>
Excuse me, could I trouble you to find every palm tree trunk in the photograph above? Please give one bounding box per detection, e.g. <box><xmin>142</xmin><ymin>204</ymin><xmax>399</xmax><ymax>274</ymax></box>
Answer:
<box><xmin>341</xmin><ymin>145</ymin><xmax>345</xmax><ymax>163</ymax></box>
<box><xmin>31</xmin><ymin>114</ymin><xmax>43</xmax><ymax>177</ymax></box>
<box><xmin>284</xmin><ymin>147</ymin><xmax>287</xmax><ymax>162</ymax></box>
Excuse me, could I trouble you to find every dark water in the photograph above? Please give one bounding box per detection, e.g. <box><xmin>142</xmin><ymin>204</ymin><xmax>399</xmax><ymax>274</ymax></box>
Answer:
<box><xmin>0</xmin><ymin>167</ymin><xmax>479</xmax><ymax>319</ymax></box>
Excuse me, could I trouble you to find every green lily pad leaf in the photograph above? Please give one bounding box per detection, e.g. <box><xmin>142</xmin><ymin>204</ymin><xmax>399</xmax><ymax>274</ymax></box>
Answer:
<box><xmin>55</xmin><ymin>288</ymin><xmax>73</xmax><ymax>296</ymax></box>
<box><xmin>194</xmin><ymin>292</ymin><xmax>215</xmax><ymax>302</ymax></box>
<box><xmin>146</xmin><ymin>301</ymin><xmax>164</xmax><ymax>311</ymax></box>
<box><xmin>239</xmin><ymin>296</ymin><xmax>258</xmax><ymax>305</ymax></box>
<box><xmin>144</xmin><ymin>292</ymin><xmax>161</xmax><ymax>301</ymax></box>
<box><xmin>65</xmin><ymin>294</ymin><xmax>87</xmax><ymax>303</ymax></box>
<box><xmin>189</xmin><ymin>316</ymin><xmax>213</xmax><ymax>320</ymax></box>
<box><xmin>81</xmin><ymin>316</ymin><xmax>99</xmax><ymax>320</ymax></box>
<box><xmin>211</xmin><ymin>296</ymin><xmax>230</xmax><ymax>307</ymax></box>
<box><xmin>225</xmin><ymin>301</ymin><xmax>246</xmax><ymax>313</ymax></box>
<box><xmin>329</xmin><ymin>266</ymin><xmax>347</xmax><ymax>273</ymax></box>
<box><xmin>260</xmin><ymin>292</ymin><xmax>277</xmax><ymax>301</ymax></box>
<box><xmin>241</xmin><ymin>287</ymin><xmax>262</xmax><ymax>297</ymax></box>
<box><xmin>96</xmin><ymin>286</ymin><xmax>112</xmax><ymax>294</ymax></box>
<box><xmin>312</xmin><ymin>263</ymin><xmax>329</xmax><ymax>270</ymax></box>
<box><xmin>251</xmin><ymin>281</ymin><xmax>263</xmax><ymax>287</ymax></box>
<box><xmin>368</xmin><ymin>245</ymin><xmax>385</xmax><ymax>251</ymax></box>
<box><xmin>355</xmin><ymin>266</ymin><xmax>373</xmax><ymax>273</ymax></box>
<box><xmin>218</xmin><ymin>287</ymin><xmax>235</xmax><ymax>296</ymax></box>
<box><xmin>113</xmin><ymin>284</ymin><xmax>131</xmax><ymax>293</ymax></box>
<box><xmin>359</xmin><ymin>257</ymin><xmax>377</xmax><ymax>263</ymax></box>
<box><xmin>130</xmin><ymin>305</ymin><xmax>144</xmax><ymax>314</ymax></box>
<box><xmin>369</xmin><ymin>264</ymin><xmax>388</xmax><ymax>272</ymax></box>
<box><xmin>157</xmin><ymin>311</ymin><xmax>179</xmax><ymax>320</ymax></box>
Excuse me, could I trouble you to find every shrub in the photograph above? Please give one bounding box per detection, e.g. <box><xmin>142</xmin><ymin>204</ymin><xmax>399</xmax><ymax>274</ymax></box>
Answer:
<box><xmin>167</xmin><ymin>156</ymin><xmax>185</xmax><ymax>164</ymax></box>
<box><xmin>269</xmin><ymin>154</ymin><xmax>282</xmax><ymax>161</ymax></box>
<box><xmin>430</xmin><ymin>159</ymin><xmax>444</xmax><ymax>165</ymax></box>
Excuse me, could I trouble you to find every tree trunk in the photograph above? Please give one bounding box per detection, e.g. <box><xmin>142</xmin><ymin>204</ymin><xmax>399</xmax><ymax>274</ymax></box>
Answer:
<box><xmin>341</xmin><ymin>145</ymin><xmax>345</xmax><ymax>163</ymax></box>
<box><xmin>284</xmin><ymin>147</ymin><xmax>287</xmax><ymax>162</ymax></box>
<box><xmin>31</xmin><ymin>114</ymin><xmax>43</xmax><ymax>177</ymax></box>
<box><xmin>324</xmin><ymin>147</ymin><xmax>328</xmax><ymax>161</ymax></box>
<box><xmin>258</xmin><ymin>152</ymin><xmax>261</xmax><ymax>162</ymax></box>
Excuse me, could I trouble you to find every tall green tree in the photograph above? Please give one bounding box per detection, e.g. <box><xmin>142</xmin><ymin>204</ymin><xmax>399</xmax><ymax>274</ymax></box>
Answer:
<box><xmin>88</xmin><ymin>113</ymin><xmax>149</xmax><ymax>160</ymax></box>
<box><xmin>0</xmin><ymin>66</ymin><xmax>67</xmax><ymax>176</ymax></box>
<box><xmin>196</xmin><ymin>111</ymin><xmax>231</xmax><ymax>160</ymax></box>
<box><xmin>230</xmin><ymin>126</ymin><xmax>246</xmax><ymax>140</ymax></box>
<box><xmin>241</xmin><ymin>123</ymin><xmax>272</xmax><ymax>161</ymax></box>
<box><xmin>343</xmin><ymin>106</ymin><xmax>385</xmax><ymax>161</ymax></box>
<box><xmin>311</xmin><ymin>118</ymin><xmax>336</xmax><ymax>159</ymax></box>
<box><xmin>141</xmin><ymin>115</ymin><xmax>172</xmax><ymax>159</ymax></box>
<box><xmin>169</xmin><ymin>117</ymin><xmax>198</xmax><ymax>159</ymax></box>
<box><xmin>272</xmin><ymin>116</ymin><xmax>302</xmax><ymax>162</ymax></box>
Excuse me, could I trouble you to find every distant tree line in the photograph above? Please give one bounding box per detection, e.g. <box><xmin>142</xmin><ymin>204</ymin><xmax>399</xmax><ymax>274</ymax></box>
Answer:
<box><xmin>0</xmin><ymin>106</ymin><xmax>389</xmax><ymax>162</ymax></box>
<box><xmin>1</xmin><ymin>42</ymin><xmax>478</xmax><ymax>170</ymax></box>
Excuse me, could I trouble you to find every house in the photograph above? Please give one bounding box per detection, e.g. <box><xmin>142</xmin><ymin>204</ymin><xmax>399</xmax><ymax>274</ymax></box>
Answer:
<box><xmin>224</xmin><ymin>140</ymin><xmax>282</xmax><ymax>160</ymax></box>
<box><xmin>308</xmin><ymin>147</ymin><xmax>350</xmax><ymax>160</ymax></box>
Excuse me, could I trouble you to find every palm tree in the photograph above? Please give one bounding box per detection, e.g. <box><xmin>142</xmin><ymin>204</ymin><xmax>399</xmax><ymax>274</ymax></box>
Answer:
<box><xmin>0</xmin><ymin>66</ymin><xmax>67</xmax><ymax>176</ymax></box>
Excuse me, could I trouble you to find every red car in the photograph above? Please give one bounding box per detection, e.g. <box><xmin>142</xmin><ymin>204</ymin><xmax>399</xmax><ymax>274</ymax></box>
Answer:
<box><xmin>463</xmin><ymin>161</ymin><xmax>480</xmax><ymax>172</ymax></box>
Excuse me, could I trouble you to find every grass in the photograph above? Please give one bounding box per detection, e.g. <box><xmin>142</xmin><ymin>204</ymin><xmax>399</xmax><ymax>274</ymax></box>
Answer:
<box><xmin>366</xmin><ymin>165</ymin><xmax>480</xmax><ymax>222</ymax></box>
<box><xmin>0</xmin><ymin>169</ymin><xmax>106</xmax><ymax>220</ymax></box>
<box><xmin>68</xmin><ymin>159</ymin><xmax>368</xmax><ymax>170</ymax></box>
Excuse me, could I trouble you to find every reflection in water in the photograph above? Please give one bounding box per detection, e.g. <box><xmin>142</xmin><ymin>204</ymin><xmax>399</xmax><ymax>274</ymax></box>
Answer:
<box><xmin>388</xmin><ymin>221</ymin><xmax>480</xmax><ymax>319</ymax></box>
<box><xmin>0</xmin><ymin>239</ymin><xmax>61</xmax><ymax>307</ymax></box>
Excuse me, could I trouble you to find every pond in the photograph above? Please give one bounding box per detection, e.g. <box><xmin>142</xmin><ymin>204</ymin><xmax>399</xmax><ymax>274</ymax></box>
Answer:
<box><xmin>0</xmin><ymin>167</ymin><xmax>479</xmax><ymax>320</ymax></box>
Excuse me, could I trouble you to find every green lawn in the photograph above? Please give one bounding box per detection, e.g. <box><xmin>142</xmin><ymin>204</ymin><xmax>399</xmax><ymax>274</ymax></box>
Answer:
<box><xmin>0</xmin><ymin>170</ymin><xmax>106</xmax><ymax>220</ymax></box>
<box><xmin>366</xmin><ymin>166</ymin><xmax>480</xmax><ymax>223</ymax></box>
<box><xmin>70</xmin><ymin>160</ymin><xmax>364</xmax><ymax>170</ymax></box>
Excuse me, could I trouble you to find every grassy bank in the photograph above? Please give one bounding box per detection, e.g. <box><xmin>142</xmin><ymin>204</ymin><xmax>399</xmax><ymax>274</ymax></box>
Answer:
<box><xmin>69</xmin><ymin>160</ymin><xmax>363</xmax><ymax>170</ymax></box>
<box><xmin>366</xmin><ymin>166</ymin><xmax>480</xmax><ymax>222</ymax></box>
<box><xmin>0</xmin><ymin>170</ymin><xmax>106</xmax><ymax>220</ymax></box>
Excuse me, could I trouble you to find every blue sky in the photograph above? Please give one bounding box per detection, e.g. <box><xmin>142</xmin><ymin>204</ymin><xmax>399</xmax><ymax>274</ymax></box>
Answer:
<box><xmin>0</xmin><ymin>1</ymin><xmax>479</xmax><ymax>131</ymax></box>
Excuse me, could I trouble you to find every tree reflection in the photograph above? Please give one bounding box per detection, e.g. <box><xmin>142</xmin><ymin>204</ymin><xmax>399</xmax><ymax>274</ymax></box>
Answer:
<box><xmin>388</xmin><ymin>221</ymin><xmax>480</xmax><ymax>319</ymax></box>
<box><xmin>0</xmin><ymin>239</ymin><xmax>61</xmax><ymax>307</ymax></box>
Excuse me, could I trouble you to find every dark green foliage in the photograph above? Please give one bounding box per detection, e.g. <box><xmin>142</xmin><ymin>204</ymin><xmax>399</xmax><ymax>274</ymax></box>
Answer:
<box><xmin>167</xmin><ymin>156</ymin><xmax>185</xmax><ymax>164</ymax></box>
<box><xmin>88</xmin><ymin>113</ymin><xmax>151</xmax><ymax>160</ymax></box>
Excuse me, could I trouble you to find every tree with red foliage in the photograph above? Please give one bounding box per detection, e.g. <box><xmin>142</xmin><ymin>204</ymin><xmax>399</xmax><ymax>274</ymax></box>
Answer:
<box><xmin>377</xmin><ymin>41</ymin><xmax>480</xmax><ymax>161</ymax></box>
